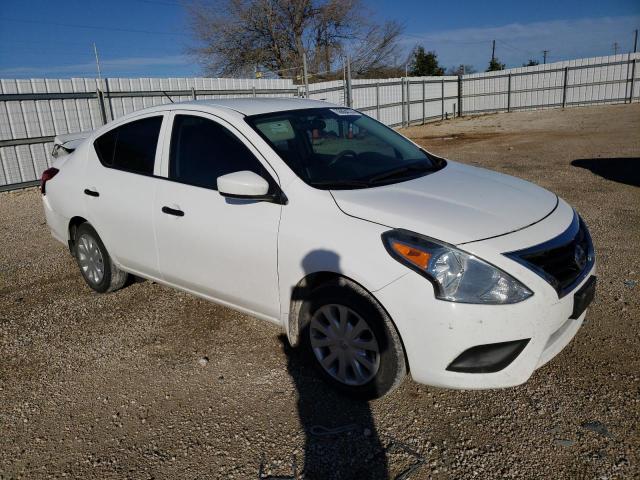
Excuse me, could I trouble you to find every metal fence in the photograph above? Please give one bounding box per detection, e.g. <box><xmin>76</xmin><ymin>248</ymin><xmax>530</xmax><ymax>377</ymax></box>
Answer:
<box><xmin>307</xmin><ymin>76</ymin><xmax>461</xmax><ymax>127</ymax></box>
<box><xmin>308</xmin><ymin>52</ymin><xmax>639</xmax><ymax>127</ymax></box>
<box><xmin>461</xmin><ymin>53</ymin><xmax>639</xmax><ymax>114</ymax></box>
<box><xmin>0</xmin><ymin>77</ymin><xmax>297</xmax><ymax>191</ymax></box>
<box><xmin>1</xmin><ymin>52</ymin><xmax>638</xmax><ymax>191</ymax></box>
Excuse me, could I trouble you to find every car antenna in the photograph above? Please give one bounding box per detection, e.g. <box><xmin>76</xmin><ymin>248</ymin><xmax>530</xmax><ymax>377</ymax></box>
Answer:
<box><xmin>162</xmin><ymin>91</ymin><xmax>174</xmax><ymax>103</ymax></box>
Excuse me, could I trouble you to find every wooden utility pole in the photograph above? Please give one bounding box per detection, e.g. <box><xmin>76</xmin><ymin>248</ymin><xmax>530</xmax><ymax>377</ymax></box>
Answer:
<box><xmin>633</xmin><ymin>29</ymin><xmax>638</xmax><ymax>53</ymax></box>
<box><xmin>302</xmin><ymin>52</ymin><xmax>309</xmax><ymax>98</ymax></box>
<box><xmin>345</xmin><ymin>55</ymin><xmax>352</xmax><ymax>107</ymax></box>
<box><xmin>543</xmin><ymin>50</ymin><xmax>549</xmax><ymax>64</ymax></box>
<box><xmin>491</xmin><ymin>40</ymin><xmax>496</xmax><ymax>62</ymax></box>
<box><xmin>93</xmin><ymin>42</ymin><xmax>108</xmax><ymax>124</ymax></box>
<box><xmin>613</xmin><ymin>42</ymin><xmax>619</xmax><ymax>55</ymax></box>
<box><xmin>93</xmin><ymin>43</ymin><xmax>103</xmax><ymax>87</ymax></box>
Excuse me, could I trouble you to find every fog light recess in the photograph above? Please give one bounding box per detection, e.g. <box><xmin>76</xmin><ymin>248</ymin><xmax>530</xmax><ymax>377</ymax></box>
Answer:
<box><xmin>446</xmin><ymin>339</ymin><xmax>530</xmax><ymax>373</ymax></box>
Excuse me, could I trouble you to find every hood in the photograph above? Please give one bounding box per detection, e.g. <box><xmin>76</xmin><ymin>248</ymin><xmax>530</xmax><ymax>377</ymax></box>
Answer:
<box><xmin>331</xmin><ymin>161</ymin><xmax>558</xmax><ymax>245</ymax></box>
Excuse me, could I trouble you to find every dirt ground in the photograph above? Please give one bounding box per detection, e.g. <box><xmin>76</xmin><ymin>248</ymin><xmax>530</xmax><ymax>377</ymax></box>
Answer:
<box><xmin>1</xmin><ymin>104</ymin><xmax>639</xmax><ymax>480</ymax></box>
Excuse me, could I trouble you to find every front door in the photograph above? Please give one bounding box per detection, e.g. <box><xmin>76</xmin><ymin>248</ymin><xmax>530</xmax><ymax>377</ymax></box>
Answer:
<box><xmin>154</xmin><ymin>112</ymin><xmax>282</xmax><ymax>320</ymax></box>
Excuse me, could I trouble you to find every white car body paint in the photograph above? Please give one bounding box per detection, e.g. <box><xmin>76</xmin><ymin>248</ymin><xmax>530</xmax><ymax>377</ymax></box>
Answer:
<box><xmin>330</xmin><ymin>160</ymin><xmax>559</xmax><ymax>245</ymax></box>
<box><xmin>217</xmin><ymin>171</ymin><xmax>270</xmax><ymax>196</ymax></box>
<box><xmin>41</xmin><ymin>98</ymin><xmax>595</xmax><ymax>390</ymax></box>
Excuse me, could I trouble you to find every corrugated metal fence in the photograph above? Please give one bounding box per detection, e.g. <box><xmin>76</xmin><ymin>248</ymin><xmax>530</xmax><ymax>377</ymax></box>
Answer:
<box><xmin>307</xmin><ymin>52</ymin><xmax>639</xmax><ymax>124</ymax></box>
<box><xmin>462</xmin><ymin>53</ymin><xmax>639</xmax><ymax>113</ymax></box>
<box><xmin>307</xmin><ymin>76</ymin><xmax>460</xmax><ymax>127</ymax></box>
<box><xmin>0</xmin><ymin>77</ymin><xmax>296</xmax><ymax>190</ymax></box>
<box><xmin>1</xmin><ymin>52</ymin><xmax>638</xmax><ymax>191</ymax></box>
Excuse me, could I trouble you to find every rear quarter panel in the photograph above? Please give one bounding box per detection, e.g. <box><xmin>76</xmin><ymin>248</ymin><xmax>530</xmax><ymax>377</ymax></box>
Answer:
<box><xmin>43</xmin><ymin>143</ymin><xmax>90</xmax><ymax>243</ymax></box>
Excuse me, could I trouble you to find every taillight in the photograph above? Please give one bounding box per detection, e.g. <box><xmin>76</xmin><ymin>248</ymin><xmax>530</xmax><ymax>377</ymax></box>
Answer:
<box><xmin>40</xmin><ymin>167</ymin><xmax>59</xmax><ymax>195</ymax></box>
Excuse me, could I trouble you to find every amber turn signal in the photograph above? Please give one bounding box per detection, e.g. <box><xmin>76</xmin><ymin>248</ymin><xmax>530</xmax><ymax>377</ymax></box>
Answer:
<box><xmin>390</xmin><ymin>241</ymin><xmax>431</xmax><ymax>269</ymax></box>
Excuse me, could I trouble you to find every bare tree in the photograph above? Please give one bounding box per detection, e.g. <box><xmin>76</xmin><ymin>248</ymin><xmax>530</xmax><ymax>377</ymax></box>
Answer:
<box><xmin>349</xmin><ymin>20</ymin><xmax>404</xmax><ymax>76</ymax></box>
<box><xmin>186</xmin><ymin>0</ymin><xmax>403</xmax><ymax>78</ymax></box>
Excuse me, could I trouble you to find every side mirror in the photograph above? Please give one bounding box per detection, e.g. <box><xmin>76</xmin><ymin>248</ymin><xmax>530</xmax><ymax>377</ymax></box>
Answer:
<box><xmin>217</xmin><ymin>170</ymin><xmax>284</xmax><ymax>203</ymax></box>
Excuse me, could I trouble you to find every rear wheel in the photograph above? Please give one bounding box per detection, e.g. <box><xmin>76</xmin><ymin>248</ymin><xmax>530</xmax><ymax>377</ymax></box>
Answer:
<box><xmin>74</xmin><ymin>223</ymin><xmax>128</xmax><ymax>293</ymax></box>
<box><xmin>300</xmin><ymin>280</ymin><xmax>407</xmax><ymax>399</ymax></box>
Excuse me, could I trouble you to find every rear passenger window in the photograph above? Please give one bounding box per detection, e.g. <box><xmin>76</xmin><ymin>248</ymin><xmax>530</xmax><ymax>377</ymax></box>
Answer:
<box><xmin>94</xmin><ymin>116</ymin><xmax>162</xmax><ymax>175</ymax></box>
<box><xmin>169</xmin><ymin>115</ymin><xmax>268</xmax><ymax>190</ymax></box>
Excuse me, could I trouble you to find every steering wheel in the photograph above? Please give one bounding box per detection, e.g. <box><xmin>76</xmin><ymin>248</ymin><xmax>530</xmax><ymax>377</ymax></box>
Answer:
<box><xmin>328</xmin><ymin>150</ymin><xmax>357</xmax><ymax>167</ymax></box>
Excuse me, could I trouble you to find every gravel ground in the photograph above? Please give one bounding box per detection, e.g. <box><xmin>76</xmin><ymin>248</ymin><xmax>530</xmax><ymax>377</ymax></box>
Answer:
<box><xmin>1</xmin><ymin>104</ymin><xmax>639</xmax><ymax>480</ymax></box>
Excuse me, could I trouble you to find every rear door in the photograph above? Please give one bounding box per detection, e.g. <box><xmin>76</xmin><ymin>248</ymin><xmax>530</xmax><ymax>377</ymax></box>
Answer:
<box><xmin>153</xmin><ymin>111</ymin><xmax>282</xmax><ymax>320</ymax></box>
<box><xmin>84</xmin><ymin>113</ymin><xmax>168</xmax><ymax>277</ymax></box>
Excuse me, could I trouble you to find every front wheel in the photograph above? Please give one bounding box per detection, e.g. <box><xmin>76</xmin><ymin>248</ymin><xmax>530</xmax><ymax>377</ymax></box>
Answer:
<box><xmin>301</xmin><ymin>280</ymin><xmax>407</xmax><ymax>399</ymax></box>
<box><xmin>74</xmin><ymin>223</ymin><xmax>128</xmax><ymax>293</ymax></box>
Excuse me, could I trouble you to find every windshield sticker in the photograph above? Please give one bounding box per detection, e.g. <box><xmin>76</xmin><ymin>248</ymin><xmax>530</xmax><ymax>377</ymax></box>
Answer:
<box><xmin>256</xmin><ymin>120</ymin><xmax>296</xmax><ymax>142</ymax></box>
<box><xmin>330</xmin><ymin>108</ymin><xmax>362</xmax><ymax>116</ymax></box>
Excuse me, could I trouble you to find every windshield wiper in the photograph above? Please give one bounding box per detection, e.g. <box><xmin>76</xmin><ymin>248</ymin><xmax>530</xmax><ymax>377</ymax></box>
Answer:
<box><xmin>310</xmin><ymin>179</ymin><xmax>372</xmax><ymax>189</ymax></box>
<box><xmin>367</xmin><ymin>162</ymin><xmax>437</xmax><ymax>184</ymax></box>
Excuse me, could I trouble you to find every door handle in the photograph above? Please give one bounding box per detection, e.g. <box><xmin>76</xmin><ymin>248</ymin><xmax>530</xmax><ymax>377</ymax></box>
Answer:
<box><xmin>162</xmin><ymin>206</ymin><xmax>184</xmax><ymax>217</ymax></box>
<box><xmin>84</xmin><ymin>188</ymin><xmax>99</xmax><ymax>197</ymax></box>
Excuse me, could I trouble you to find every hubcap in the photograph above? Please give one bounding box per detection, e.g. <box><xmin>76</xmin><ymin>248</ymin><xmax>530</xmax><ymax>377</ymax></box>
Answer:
<box><xmin>76</xmin><ymin>234</ymin><xmax>104</xmax><ymax>285</ymax></box>
<box><xmin>309</xmin><ymin>304</ymin><xmax>380</xmax><ymax>386</ymax></box>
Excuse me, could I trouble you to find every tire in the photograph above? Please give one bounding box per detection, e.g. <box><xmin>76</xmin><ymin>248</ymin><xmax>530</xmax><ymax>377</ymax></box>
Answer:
<box><xmin>74</xmin><ymin>223</ymin><xmax>128</xmax><ymax>293</ymax></box>
<box><xmin>300</xmin><ymin>279</ymin><xmax>407</xmax><ymax>400</ymax></box>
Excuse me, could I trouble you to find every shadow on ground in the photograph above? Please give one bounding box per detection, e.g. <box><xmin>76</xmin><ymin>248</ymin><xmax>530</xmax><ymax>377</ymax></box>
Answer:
<box><xmin>259</xmin><ymin>250</ymin><xmax>426</xmax><ymax>479</ymax></box>
<box><xmin>265</xmin><ymin>337</ymin><xmax>389</xmax><ymax>479</ymax></box>
<box><xmin>571</xmin><ymin>158</ymin><xmax>640</xmax><ymax>187</ymax></box>
<box><xmin>259</xmin><ymin>249</ymin><xmax>389</xmax><ymax>479</ymax></box>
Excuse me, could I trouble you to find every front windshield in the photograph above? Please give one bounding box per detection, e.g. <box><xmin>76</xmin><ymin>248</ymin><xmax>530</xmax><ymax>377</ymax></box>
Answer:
<box><xmin>246</xmin><ymin>108</ymin><xmax>444</xmax><ymax>189</ymax></box>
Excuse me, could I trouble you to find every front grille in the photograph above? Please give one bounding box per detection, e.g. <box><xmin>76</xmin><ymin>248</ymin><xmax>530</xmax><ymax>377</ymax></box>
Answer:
<box><xmin>505</xmin><ymin>213</ymin><xmax>594</xmax><ymax>298</ymax></box>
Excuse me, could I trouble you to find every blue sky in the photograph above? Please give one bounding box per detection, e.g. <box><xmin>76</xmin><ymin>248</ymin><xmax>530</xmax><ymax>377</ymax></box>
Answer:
<box><xmin>0</xmin><ymin>0</ymin><xmax>638</xmax><ymax>78</ymax></box>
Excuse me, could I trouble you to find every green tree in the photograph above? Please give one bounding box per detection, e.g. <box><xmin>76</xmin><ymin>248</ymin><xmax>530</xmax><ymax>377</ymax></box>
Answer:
<box><xmin>409</xmin><ymin>46</ymin><xmax>444</xmax><ymax>76</ymax></box>
<box><xmin>487</xmin><ymin>57</ymin><xmax>506</xmax><ymax>72</ymax></box>
<box><xmin>523</xmin><ymin>59</ymin><xmax>539</xmax><ymax>67</ymax></box>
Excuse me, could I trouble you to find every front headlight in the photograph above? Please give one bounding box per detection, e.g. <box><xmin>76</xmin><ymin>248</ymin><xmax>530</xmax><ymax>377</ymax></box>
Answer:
<box><xmin>382</xmin><ymin>230</ymin><xmax>533</xmax><ymax>304</ymax></box>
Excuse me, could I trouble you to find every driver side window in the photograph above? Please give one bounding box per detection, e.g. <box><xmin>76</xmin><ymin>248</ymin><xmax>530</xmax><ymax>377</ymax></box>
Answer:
<box><xmin>169</xmin><ymin>115</ymin><xmax>269</xmax><ymax>190</ymax></box>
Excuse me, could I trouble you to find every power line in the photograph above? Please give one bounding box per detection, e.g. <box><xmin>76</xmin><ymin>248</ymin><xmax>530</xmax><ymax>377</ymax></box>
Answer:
<box><xmin>400</xmin><ymin>33</ymin><xmax>500</xmax><ymax>46</ymax></box>
<box><xmin>497</xmin><ymin>42</ymin><xmax>523</xmax><ymax>57</ymax></box>
<box><xmin>0</xmin><ymin>68</ymin><xmax>200</xmax><ymax>78</ymax></box>
<box><xmin>0</xmin><ymin>39</ymin><xmax>184</xmax><ymax>60</ymax></box>
<box><xmin>0</xmin><ymin>37</ymin><xmax>150</xmax><ymax>49</ymax></box>
<box><xmin>130</xmin><ymin>0</ymin><xmax>184</xmax><ymax>6</ymax></box>
<box><xmin>0</xmin><ymin>46</ymin><xmax>181</xmax><ymax>57</ymax></box>
<box><xmin>0</xmin><ymin>17</ymin><xmax>188</xmax><ymax>36</ymax></box>
<box><xmin>84</xmin><ymin>0</ymin><xmax>184</xmax><ymax>7</ymax></box>
<box><xmin>495</xmin><ymin>39</ymin><xmax>538</xmax><ymax>58</ymax></box>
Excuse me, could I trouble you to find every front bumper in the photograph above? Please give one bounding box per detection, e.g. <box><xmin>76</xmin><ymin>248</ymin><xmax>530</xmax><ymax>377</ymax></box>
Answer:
<box><xmin>374</xmin><ymin>262</ymin><xmax>595</xmax><ymax>390</ymax></box>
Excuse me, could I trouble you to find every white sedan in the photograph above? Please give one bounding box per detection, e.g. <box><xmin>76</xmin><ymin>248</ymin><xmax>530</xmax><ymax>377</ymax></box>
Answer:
<box><xmin>41</xmin><ymin>98</ymin><xmax>596</xmax><ymax>399</ymax></box>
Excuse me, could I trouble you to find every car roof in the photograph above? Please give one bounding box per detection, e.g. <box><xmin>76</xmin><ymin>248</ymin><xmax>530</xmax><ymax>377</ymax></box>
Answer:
<box><xmin>173</xmin><ymin>97</ymin><xmax>338</xmax><ymax>116</ymax></box>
